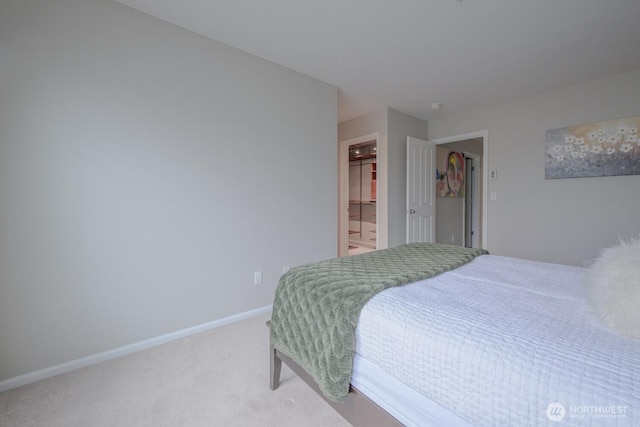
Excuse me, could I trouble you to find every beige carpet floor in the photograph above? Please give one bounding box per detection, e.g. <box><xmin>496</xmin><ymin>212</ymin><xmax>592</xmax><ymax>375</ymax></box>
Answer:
<box><xmin>0</xmin><ymin>312</ymin><xmax>350</xmax><ymax>427</ymax></box>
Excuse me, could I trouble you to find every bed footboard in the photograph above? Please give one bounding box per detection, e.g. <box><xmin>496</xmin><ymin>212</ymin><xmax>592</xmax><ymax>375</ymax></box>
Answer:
<box><xmin>267</xmin><ymin>321</ymin><xmax>402</xmax><ymax>427</ymax></box>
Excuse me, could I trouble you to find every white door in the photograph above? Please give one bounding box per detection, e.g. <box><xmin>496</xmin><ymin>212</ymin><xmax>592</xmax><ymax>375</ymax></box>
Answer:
<box><xmin>406</xmin><ymin>137</ymin><xmax>436</xmax><ymax>243</ymax></box>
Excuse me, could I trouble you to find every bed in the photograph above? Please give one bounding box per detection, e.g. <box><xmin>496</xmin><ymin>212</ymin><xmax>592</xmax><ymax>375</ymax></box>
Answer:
<box><xmin>269</xmin><ymin>243</ymin><xmax>639</xmax><ymax>426</ymax></box>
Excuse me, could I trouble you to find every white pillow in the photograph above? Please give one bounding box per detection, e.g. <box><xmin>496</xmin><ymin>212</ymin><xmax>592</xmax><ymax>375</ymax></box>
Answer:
<box><xmin>586</xmin><ymin>237</ymin><xmax>640</xmax><ymax>340</ymax></box>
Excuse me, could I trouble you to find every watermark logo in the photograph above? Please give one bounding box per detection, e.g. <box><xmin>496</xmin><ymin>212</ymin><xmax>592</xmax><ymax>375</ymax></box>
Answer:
<box><xmin>546</xmin><ymin>402</ymin><xmax>566</xmax><ymax>422</ymax></box>
<box><xmin>545</xmin><ymin>402</ymin><xmax>628</xmax><ymax>422</ymax></box>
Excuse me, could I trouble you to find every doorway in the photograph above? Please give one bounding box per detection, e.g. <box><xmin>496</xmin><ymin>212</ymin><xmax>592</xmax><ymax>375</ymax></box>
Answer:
<box><xmin>338</xmin><ymin>133</ymin><xmax>386</xmax><ymax>257</ymax></box>
<box><xmin>347</xmin><ymin>141</ymin><xmax>377</xmax><ymax>255</ymax></box>
<box><xmin>432</xmin><ymin>131</ymin><xmax>488</xmax><ymax>249</ymax></box>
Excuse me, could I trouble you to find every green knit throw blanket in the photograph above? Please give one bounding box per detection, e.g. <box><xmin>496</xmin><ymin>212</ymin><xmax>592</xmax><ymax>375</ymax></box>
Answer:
<box><xmin>270</xmin><ymin>243</ymin><xmax>489</xmax><ymax>402</ymax></box>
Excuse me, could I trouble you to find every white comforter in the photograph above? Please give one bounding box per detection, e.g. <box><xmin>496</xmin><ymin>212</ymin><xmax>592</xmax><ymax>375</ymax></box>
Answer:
<box><xmin>355</xmin><ymin>255</ymin><xmax>639</xmax><ymax>426</ymax></box>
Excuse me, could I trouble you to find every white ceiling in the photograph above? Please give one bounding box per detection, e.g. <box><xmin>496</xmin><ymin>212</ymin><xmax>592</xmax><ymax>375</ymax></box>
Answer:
<box><xmin>115</xmin><ymin>0</ymin><xmax>640</xmax><ymax>123</ymax></box>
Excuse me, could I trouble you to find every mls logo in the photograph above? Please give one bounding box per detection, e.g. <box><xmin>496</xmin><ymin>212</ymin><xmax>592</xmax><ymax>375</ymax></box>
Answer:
<box><xmin>546</xmin><ymin>402</ymin><xmax>566</xmax><ymax>422</ymax></box>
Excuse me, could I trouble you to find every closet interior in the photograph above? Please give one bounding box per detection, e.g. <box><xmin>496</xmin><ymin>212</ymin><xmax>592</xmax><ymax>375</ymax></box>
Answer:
<box><xmin>348</xmin><ymin>141</ymin><xmax>377</xmax><ymax>253</ymax></box>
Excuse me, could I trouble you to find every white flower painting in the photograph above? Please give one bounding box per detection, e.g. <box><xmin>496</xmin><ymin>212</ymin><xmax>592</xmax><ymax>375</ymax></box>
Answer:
<box><xmin>545</xmin><ymin>116</ymin><xmax>640</xmax><ymax>179</ymax></box>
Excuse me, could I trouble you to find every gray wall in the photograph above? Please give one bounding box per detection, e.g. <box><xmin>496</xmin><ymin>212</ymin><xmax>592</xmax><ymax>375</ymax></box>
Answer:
<box><xmin>0</xmin><ymin>0</ymin><xmax>338</xmax><ymax>382</ymax></box>
<box><xmin>436</xmin><ymin>198</ymin><xmax>463</xmax><ymax>245</ymax></box>
<box><xmin>338</xmin><ymin>110</ymin><xmax>388</xmax><ymax>142</ymax></box>
<box><xmin>429</xmin><ymin>68</ymin><xmax>640</xmax><ymax>266</ymax></box>
<box><xmin>441</xmin><ymin>139</ymin><xmax>483</xmax><ymax>156</ymax></box>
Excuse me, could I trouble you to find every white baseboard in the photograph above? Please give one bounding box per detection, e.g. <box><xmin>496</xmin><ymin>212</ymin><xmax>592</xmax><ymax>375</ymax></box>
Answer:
<box><xmin>0</xmin><ymin>305</ymin><xmax>272</xmax><ymax>393</ymax></box>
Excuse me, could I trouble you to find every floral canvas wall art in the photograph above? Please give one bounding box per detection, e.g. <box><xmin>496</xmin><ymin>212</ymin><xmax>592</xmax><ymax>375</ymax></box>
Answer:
<box><xmin>545</xmin><ymin>116</ymin><xmax>640</xmax><ymax>179</ymax></box>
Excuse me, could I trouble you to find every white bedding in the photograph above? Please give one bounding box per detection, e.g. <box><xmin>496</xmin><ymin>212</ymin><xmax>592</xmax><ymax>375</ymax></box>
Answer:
<box><xmin>354</xmin><ymin>255</ymin><xmax>639</xmax><ymax>426</ymax></box>
<box><xmin>351</xmin><ymin>354</ymin><xmax>474</xmax><ymax>427</ymax></box>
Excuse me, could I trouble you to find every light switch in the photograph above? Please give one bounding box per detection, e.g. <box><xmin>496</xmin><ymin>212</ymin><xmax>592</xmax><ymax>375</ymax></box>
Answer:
<box><xmin>490</xmin><ymin>192</ymin><xmax>497</xmax><ymax>201</ymax></box>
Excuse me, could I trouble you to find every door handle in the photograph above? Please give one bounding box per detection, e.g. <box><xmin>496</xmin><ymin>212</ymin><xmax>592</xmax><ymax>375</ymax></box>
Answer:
<box><xmin>407</xmin><ymin>209</ymin><xmax>416</xmax><ymax>214</ymax></box>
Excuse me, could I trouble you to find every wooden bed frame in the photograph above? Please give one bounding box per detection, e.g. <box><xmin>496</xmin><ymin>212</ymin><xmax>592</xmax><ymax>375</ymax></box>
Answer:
<box><xmin>267</xmin><ymin>321</ymin><xmax>402</xmax><ymax>427</ymax></box>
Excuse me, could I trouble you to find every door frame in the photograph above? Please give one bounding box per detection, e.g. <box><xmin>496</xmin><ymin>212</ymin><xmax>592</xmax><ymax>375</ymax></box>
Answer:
<box><xmin>463</xmin><ymin>152</ymin><xmax>481</xmax><ymax>248</ymax></box>
<box><xmin>432</xmin><ymin>130</ymin><xmax>489</xmax><ymax>250</ymax></box>
<box><xmin>338</xmin><ymin>132</ymin><xmax>387</xmax><ymax>256</ymax></box>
